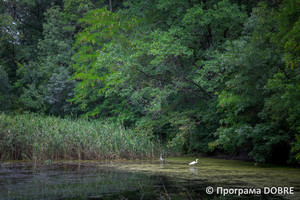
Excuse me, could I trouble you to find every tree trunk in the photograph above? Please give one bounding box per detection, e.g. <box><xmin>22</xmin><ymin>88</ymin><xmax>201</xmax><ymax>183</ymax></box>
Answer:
<box><xmin>109</xmin><ymin>0</ymin><xmax>113</xmax><ymax>13</ymax></box>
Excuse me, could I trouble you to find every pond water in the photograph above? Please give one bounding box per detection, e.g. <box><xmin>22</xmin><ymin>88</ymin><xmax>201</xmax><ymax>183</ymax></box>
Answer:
<box><xmin>0</xmin><ymin>157</ymin><xmax>299</xmax><ymax>199</ymax></box>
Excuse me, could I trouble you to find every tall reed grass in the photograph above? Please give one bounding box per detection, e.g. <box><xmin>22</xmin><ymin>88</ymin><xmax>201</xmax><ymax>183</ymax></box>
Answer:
<box><xmin>0</xmin><ymin>113</ymin><xmax>158</xmax><ymax>161</ymax></box>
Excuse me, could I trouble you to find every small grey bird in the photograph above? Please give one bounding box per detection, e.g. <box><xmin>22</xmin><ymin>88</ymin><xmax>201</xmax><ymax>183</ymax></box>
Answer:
<box><xmin>160</xmin><ymin>154</ymin><xmax>165</xmax><ymax>163</ymax></box>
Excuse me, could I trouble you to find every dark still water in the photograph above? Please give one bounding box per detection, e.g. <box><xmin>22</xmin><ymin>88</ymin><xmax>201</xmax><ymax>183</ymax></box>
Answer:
<box><xmin>0</xmin><ymin>158</ymin><xmax>299</xmax><ymax>199</ymax></box>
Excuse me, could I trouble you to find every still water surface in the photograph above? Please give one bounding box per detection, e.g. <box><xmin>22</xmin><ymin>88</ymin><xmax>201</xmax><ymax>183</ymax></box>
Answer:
<box><xmin>0</xmin><ymin>157</ymin><xmax>299</xmax><ymax>199</ymax></box>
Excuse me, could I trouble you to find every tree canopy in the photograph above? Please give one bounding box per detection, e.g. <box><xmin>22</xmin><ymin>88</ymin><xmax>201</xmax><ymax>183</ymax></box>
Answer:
<box><xmin>1</xmin><ymin>0</ymin><xmax>299</xmax><ymax>164</ymax></box>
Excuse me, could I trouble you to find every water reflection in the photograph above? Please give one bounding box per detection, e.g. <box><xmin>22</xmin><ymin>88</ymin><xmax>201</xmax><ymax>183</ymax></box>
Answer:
<box><xmin>189</xmin><ymin>167</ymin><xmax>198</xmax><ymax>175</ymax></box>
<box><xmin>0</xmin><ymin>160</ymin><xmax>294</xmax><ymax>200</ymax></box>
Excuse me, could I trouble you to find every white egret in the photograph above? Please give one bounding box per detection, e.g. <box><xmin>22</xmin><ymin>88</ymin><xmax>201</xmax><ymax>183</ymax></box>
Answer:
<box><xmin>189</xmin><ymin>159</ymin><xmax>198</xmax><ymax>166</ymax></box>
<box><xmin>160</xmin><ymin>154</ymin><xmax>165</xmax><ymax>163</ymax></box>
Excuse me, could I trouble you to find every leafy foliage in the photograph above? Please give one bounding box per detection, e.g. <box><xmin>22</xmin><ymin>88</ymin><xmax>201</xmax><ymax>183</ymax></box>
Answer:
<box><xmin>0</xmin><ymin>66</ymin><xmax>12</xmax><ymax>110</ymax></box>
<box><xmin>209</xmin><ymin>2</ymin><xmax>299</xmax><ymax>163</ymax></box>
<box><xmin>0</xmin><ymin>0</ymin><xmax>299</xmax><ymax>163</ymax></box>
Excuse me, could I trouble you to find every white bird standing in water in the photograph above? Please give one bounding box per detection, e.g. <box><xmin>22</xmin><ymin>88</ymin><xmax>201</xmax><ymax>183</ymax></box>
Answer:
<box><xmin>160</xmin><ymin>154</ymin><xmax>165</xmax><ymax>163</ymax></box>
<box><xmin>189</xmin><ymin>159</ymin><xmax>198</xmax><ymax>166</ymax></box>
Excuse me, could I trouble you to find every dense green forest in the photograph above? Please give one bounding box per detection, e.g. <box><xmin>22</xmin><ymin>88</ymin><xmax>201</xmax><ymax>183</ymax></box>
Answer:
<box><xmin>0</xmin><ymin>0</ymin><xmax>299</xmax><ymax>164</ymax></box>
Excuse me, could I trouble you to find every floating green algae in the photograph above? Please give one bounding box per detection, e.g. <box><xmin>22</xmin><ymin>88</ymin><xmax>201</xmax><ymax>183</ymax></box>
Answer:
<box><xmin>101</xmin><ymin>157</ymin><xmax>300</xmax><ymax>199</ymax></box>
<box><xmin>0</xmin><ymin>157</ymin><xmax>299</xmax><ymax>199</ymax></box>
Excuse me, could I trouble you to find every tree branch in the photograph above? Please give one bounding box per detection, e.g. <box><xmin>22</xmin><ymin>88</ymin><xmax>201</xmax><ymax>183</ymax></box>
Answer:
<box><xmin>135</xmin><ymin>67</ymin><xmax>210</xmax><ymax>100</ymax></box>
<box><xmin>172</xmin><ymin>56</ymin><xmax>213</xmax><ymax>99</ymax></box>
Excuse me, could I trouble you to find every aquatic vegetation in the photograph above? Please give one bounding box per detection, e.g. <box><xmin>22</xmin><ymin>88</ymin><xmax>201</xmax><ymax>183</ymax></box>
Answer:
<box><xmin>0</xmin><ymin>113</ymin><xmax>158</xmax><ymax>161</ymax></box>
<box><xmin>105</xmin><ymin>157</ymin><xmax>300</xmax><ymax>199</ymax></box>
<box><xmin>0</xmin><ymin>158</ymin><xmax>298</xmax><ymax>199</ymax></box>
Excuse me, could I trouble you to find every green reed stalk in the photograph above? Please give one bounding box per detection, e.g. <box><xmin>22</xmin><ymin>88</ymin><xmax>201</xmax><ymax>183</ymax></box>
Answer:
<box><xmin>0</xmin><ymin>113</ymin><xmax>158</xmax><ymax>161</ymax></box>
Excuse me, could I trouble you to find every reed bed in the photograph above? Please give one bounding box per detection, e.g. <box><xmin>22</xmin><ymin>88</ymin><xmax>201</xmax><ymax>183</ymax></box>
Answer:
<box><xmin>0</xmin><ymin>113</ymin><xmax>158</xmax><ymax>161</ymax></box>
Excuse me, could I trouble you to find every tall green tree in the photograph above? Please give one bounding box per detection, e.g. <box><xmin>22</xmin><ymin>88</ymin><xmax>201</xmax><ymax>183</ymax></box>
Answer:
<box><xmin>210</xmin><ymin>1</ymin><xmax>299</xmax><ymax>163</ymax></box>
<box><xmin>15</xmin><ymin>5</ymin><xmax>76</xmax><ymax>114</ymax></box>
<box><xmin>71</xmin><ymin>0</ymin><xmax>248</xmax><ymax>152</ymax></box>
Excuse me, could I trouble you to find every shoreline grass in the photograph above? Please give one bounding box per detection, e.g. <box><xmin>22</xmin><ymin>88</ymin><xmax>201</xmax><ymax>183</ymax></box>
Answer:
<box><xmin>0</xmin><ymin>113</ymin><xmax>158</xmax><ymax>161</ymax></box>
